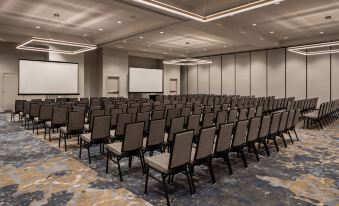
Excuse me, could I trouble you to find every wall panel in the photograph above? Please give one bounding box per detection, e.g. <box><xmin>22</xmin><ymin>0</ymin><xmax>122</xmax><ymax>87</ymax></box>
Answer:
<box><xmin>267</xmin><ymin>48</ymin><xmax>285</xmax><ymax>98</ymax></box>
<box><xmin>210</xmin><ymin>56</ymin><xmax>222</xmax><ymax>95</ymax></box>
<box><xmin>180</xmin><ymin>67</ymin><xmax>188</xmax><ymax>95</ymax></box>
<box><xmin>251</xmin><ymin>51</ymin><xmax>266</xmax><ymax>97</ymax></box>
<box><xmin>308</xmin><ymin>50</ymin><xmax>330</xmax><ymax>104</ymax></box>
<box><xmin>331</xmin><ymin>53</ymin><xmax>339</xmax><ymax>100</ymax></box>
<box><xmin>187</xmin><ymin>65</ymin><xmax>198</xmax><ymax>94</ymax></box>
<box><xmin>197</xmin><ymin>63</ymin><xmax>210</xmax><ymax>94</ymax></box>
<box><xmin>236</xmin><ymin>52</ymin><xmax>250</xmax><ymax>96</ymax></box>
<box><xmin>222</xmin><ymin>54</ymin><xmax>235</xmax><ymax>95</ymax></box>
<box><xmin>286</xmin><ymin>51</ymin><xmax>306</xmax><ymax>99</ymax></box>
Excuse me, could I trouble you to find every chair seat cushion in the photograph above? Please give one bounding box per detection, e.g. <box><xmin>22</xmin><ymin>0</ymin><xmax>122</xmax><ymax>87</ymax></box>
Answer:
<box><xmin>303</xmin><ymin>112</ymin><xmax>318</xmax><ymax>119</ymax></box>
<box><xmin>45</xmin><ymin>121</ymin><xmax>52</xmax><ymax>127</ymax></box>
<box><xmin>60</xmin><ymin>126</ymin><xmax>67</xmax><ymax>133</ymax></box>
<box><xmin>110</xmin><ymin>130</ymin><xmax>116</xmax><ymax>138</ymax></box>
<box><xmin>145</xmin><ymin>153</ymin><xmax>170</xmax><ymax>173</ymax></box>
<box><xmin>80</xmin><ymin>133</ymin><xmax>92</xmax><ymax>143</ymax></box>
<box><xmin>106</xmin><ymin>142</ymin><xmax>122</xmax><ymax>155</ymax></box>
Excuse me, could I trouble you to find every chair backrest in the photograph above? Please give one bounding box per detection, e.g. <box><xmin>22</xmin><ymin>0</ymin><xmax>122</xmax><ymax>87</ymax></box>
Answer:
<box><xmin>169</xmin><ymin>130</ymin><xmax>194</xmax><ymax>169</ymax></box>
<box><xmin>246</xmin><ymin>117</ymin><xmax>261</xmax><ymax>142</ymax></box>
<box><xmin>72</xmin><ymin>106</ymin><xmax>86</xmax><ymax>112</ymax></box>
<box><xmin>180</xmin><ymin>107</ymin><xmax>191</xmax><ymax>117</ymax></box>
<box><xmin>89</xmin><ymin>109</ymin><xmax>105</xmax><ymax>129</ymax></box>
<box><xmin>168</xmin><ymin>117</ymin><xmax>185</xmax><ymax>142</ymax></box>
<box><xmin>91</xmin><ymin>115</ymin><xmax>111</xmax><ymax>140</ymax></box>
<box><xmin>256</xmin><ymin>106</ymin><xmax>263</xmax><ymax>117</ymax></box>
<box><xmin>39</xmin><ymin>105</ymin><xmax>53</xmax><ymax>121</ymax></box>
<box><xmin>140</xmin><ymin>105</ymin><xmax>151</xmax><ymax>113</ymax></box>
<box><xmin>15</xmin><ymin>100</ymin><xmax>25</xmax><ymax>113</ymax></box>
<box><xmin>222</xmin><ymin>103</ymin><xmax>229</xmax><ymax>111</ymax></box>
<box><xmin>51</xmin><ymin>107</ymin><xmax>67</xmax><ymax>125</ymax></box>
<box><xmin>259</xmin><ymin>115</ymin><xmax>271</xmax><ymax>138</ymax></box>
<box><xmin>110</xmin><ymin>108</ymin><xmax>123</xmax><ymax>128</ymax></box>
<box><xmin>186</xmin><ymin>114</ymin><xmax>200</xmax><ymax>136</ymax></box>
<box><xmin>202</xmin><ymin>112</ymin><xmax>214</xmax><ymax>128</ymax></box>
<box><xmin>67</xmin><ymin>111</ymin><xmax>85</xmax><ymax>131</ymax></box>
<box><xmin>285</xmin><ymin>110</ymin><xmax>296</xmax><ymax>130</ymax></box>
<box><xmin>248</xmin><ymin>107</ymin><xmax>256</xmax><ymax>119</ymax></box>
<box><xmin>166</xmin><ymin>108</ymin><xmax>179</xmax><ymax>127</ymax></box>
<box><xmin>232</xmin><ymin>120</ymin><xmax>249</xmax><ymax>147</ymax></box>
<box><xmin>30</xmin><ymin>103</ymin><xmax>41</xmax><ymax>117</ymax></box>
<box><xmin>278</xmin><ymin>111</ymin><xmax>289</xmax><ymax>132</ymax></box>
<box><xmin>154</xmin><ymin>104</ymin><xmax>164</xmax><ymax>111</ymax></box>
<box><xmin>216</xmin><ymin>110</ymin><xmax>227</xmax><ymax>130</ymax></box>
<box><xmin>122</xmin><ymin>122</ymin><xmax>145</xmax><ymax>152</ymax></box>
<box><xmin>193</xmin><ymin>106</ymin><xmax>202</xmax><ymax>114</ymax></box>
<box><xmin>292</xmin><ymin>109</ymin><xmax>301</xmax><ymax>128</ymax></box>
<box><xmin>214</xmin><ymin>123</ymin><xmax>233</xmax><ymax>153</ymax></box>
<box><xmin>115</xmin><ymin>113</ymin><xmax>133</xmax><ymax>136</ymax></box>
<box><xmin>152</xmin><ymin>110</ymin><xmax>164</xmax><ymax>120</ymax></box>
<box><xmin>193</xmin><ymin>126</ymin><xmax>216</xmax><ymax>161</ymax></box>
<box><xmin>204</xmin><ymin>105</ymin><xmax>213</xmax><ymax>113</ymax></box>
<box><xmin>127</xmin><ymin>107</ymin><xmax>138</xmax><ymax>122</ymax></box>
<box><xmin>23</xmin><ymin>101</ymin><xmax>31</xmax><ymax>115</ymax></box>
<box><xmin>118</xmin><ymin>103</ymin><xmax>127</xmax><ymax>113</ymax></box>
<box><xmin>238</xmin><ymin>108</ymin><xmax>248</xmax><ymax>121</ymax></box>
<box><xmin>136</xmin><ymin>112</ymin><xmax>149</xmax><ymax>132</ymax></box>
<box><xmin>227</xmin><ymin>109</ymin><xmax>238</xmax><ymax>123</ymax></box>
<box><xmin>269</xmin><ymin>112</ymin><xmax>282</xmax><ymax>135</ymax></box>
<box><xmin>146</xmin><ymin>119</ymin><xmax>166</xmax><ymax>147</ymax></box>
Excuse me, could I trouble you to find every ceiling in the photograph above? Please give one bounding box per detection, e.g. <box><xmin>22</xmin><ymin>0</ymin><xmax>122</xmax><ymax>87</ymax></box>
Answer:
<box><xmin>0</xmin><ymin>0</ymin><xmax>339</xmax><ymax>58</ymax></box>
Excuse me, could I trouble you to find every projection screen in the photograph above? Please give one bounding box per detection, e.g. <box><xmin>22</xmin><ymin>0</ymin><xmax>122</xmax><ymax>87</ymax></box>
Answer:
<box><xmin>19</xmin><ymin>59</ymin><xmax>79</xmax><ymax>95</ymax></box>
<box><xmin>129</xmin><ymin>68</ymin><xmax>163</xmax><ymax>93</ymax></box>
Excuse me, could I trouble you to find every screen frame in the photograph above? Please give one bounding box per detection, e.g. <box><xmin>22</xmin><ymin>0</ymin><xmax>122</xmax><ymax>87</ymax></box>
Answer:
<box><xmin>128</xmin><ymin>67</ymin><xmax>164</xmax><ymax>93</ymax></box>
<box><xmin>18</xmin><ymin>59</ymin><xmax>80</xmax><ymax>95</ymax></box>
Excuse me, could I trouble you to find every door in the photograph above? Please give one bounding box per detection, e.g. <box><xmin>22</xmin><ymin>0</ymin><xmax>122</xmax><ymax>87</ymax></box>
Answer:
<box><xmin>3</xmin><ymin>73</ymin><xmax>18</xmax><ymax>111</ymax></box>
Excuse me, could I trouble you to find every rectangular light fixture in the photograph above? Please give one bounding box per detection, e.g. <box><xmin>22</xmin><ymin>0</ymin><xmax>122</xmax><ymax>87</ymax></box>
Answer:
<box><xmin>16</xmin><ymin>37</ymin><xmax>97</xmax><ymax>54</ymax></box>
<box><xmin>132</xmin><ymin>0</ymin><xmax>283</xmax><ymax>22</ymax></box>
<box><xmin>288</xmin><ymin>41</ymin><xmax>339</xmax><ymax>56</ymax></box>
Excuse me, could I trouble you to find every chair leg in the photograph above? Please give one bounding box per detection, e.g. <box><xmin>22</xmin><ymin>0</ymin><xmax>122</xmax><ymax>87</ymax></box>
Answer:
<box><xmin>207</xmin><ymin>159</ymin><xmax>216</xmax><ymax>184</ymax></box>
<box><xmin>281</xmin><ymin>134</ymin><xmax>287</xmax><ymax>148</ymax></box>
<box><xmin>36</xmin><ymin>124</ymin><xmax>39</xmax><ymax>135</ymax></box>
<box><xmin>106</xmin><ymin>150</ymin><xmax>110</xmax><ymax>173</ymax></box>
<box><xmin>252</xmin><ymin>144</ymin><xmax>259</xmax><ymax>161</ymax></box>
<box><xmin>58</xmin><ymin>132</ymin><xmax>62</xmax><ymax>147</ymax></box>
<box><xmin>224</xmin><ymin>153</ymin><xmax>233</xmax><ymax>175</ymax></box>
<box><xmin>293</xmin><ymin>129</ymin><xmax>299</xmax><ymax>141</ymax></box>
<box><xmin>64</xmin><ymin>134</ymin><xmax>67</xmax><ymax>151</ymax></box>
<box><xmin>117</xmin><ymin>157</ymin><xmax>123</xmax><ymax>182</ymax></box>
<box><xmin>287</xmin><ymin>131</ymin><xmax>294</xmax><ymax>144</ymax></box>
<box><xmin>139</xmin><ymin>152</ymin><xmax>146</xmax><ymax>174</ymax></box>
<box><xmin>44</xmin><ymin>126</ymin><xmax>47</xmax><ymax>139</ymax></box>
<box><xmin>128</xmin><ymin>156</ymin><xmax>132</xmax><ymax>168</ymax></box>
<box><xmin>79</xmin><ymin>139</ymin><xmax>82</xmax><ymax>158</ymax></box>
<box><xmin>189</xmin><ymin>166</ymin><xmax>196</xmax><ymax>194</ymax></box>
<box><xmin>240</xmin><ymin>150</ymin><xmax>247</xmax><ymax>168</ymax></box>
<box><xmin>87</xmin><ymin>145</ymin><xmax>91</xmax><ymax>164</ymax></box>
<box><xmin>263</xmin><ymin>139</ymin><xmax>270</xmax><ymax>156</ymax></box>
<box><xmin>49</xmin><ymin>128</ymin><xmax>51</xmax><ymax>142</ymax></box>
<box><xmin>162</xmin><ymin>174</ymin><xmax>170</xmax><ymax>206</ymax></box>
<box><xmin>144</xmin><ymin>165</ymin><xmax>149</xmax><ymax>194</ymax></box>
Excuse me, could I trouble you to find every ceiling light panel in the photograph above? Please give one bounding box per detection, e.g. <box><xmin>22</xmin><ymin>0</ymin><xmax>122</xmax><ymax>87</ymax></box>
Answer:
<box><xmin>132</xmin><ymin>0</ymin><xmax>284</xmax><ymax>22</ymax></box>
<box><xmin>288</xmin><ymin>41</ymin><xmax>339</xmax><ymax>56</ymax></box>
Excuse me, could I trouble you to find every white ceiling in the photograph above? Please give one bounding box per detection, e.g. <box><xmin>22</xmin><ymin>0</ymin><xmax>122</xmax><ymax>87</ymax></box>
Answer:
<box><xmin>0</xmin><ymin>0</ymin><xmax>339</xmax><ymax>57</ymax></box>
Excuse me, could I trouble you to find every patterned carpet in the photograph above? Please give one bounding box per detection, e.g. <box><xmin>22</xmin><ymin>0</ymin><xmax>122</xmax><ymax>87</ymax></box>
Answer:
<box><xmin>0</xmin><ymin>113</ymin><xmax>338</xmax><ymax>206</ymax></box>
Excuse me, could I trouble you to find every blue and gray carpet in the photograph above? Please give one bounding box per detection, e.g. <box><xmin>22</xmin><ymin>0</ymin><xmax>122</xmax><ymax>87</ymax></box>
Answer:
<box><xmin>0</xmin><ymin>113</ymin><xmax>338</xmax><ymax>206</ymax></box>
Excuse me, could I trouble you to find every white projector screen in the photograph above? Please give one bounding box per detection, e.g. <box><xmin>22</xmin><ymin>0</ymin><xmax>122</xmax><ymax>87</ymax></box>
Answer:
<box><xmin>19</xmin><ymin>59</ymin><xmax>79</xmax><ymax>95</ymax></box>
<box><xmin>129</xmin><ymin>68</ymin><xmax>163</xmax><ymax>93</ymax></box>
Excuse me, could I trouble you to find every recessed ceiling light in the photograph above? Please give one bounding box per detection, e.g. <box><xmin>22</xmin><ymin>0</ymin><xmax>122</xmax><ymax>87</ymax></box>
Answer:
<box><xmin>122</xmin><ymin>40</ymin><xmax>127</xmax><ymax>43</ymax></box>
<box><xmin>98</xmin><ymin>28</ymin><xmax>103</xmax><ymax>31</ymax></box>
<box><xmin>241</xmin><ymin>31</ymin><xmax>247</xmax><ymax>35</ymax></box>
<box><xmin>284</xmin><ymin>36</ymin><xmax>288</xmax><ymax>39</ymax></box>
<box><xmin>320</xmin><ymin>31</ymin><xmax>324</xmax><ymax>34</ymax></box>
<box><xmin>270</xmin><ymin>31</ymin><xmax>274</xmax><ymax>34</ymax></box>
<box><xmin>139</xmin><ymin>36</ymin><xmax>144</xmax><ymax>39</ymax></box>
<box><xmin>160</xmin><ymin>31</ymin><xmax>164</xmax><ymax>34</ymax></box>
<box><xmin>163</xmin><ymin>52</ymin><xmax>168</xmax><ymax>55</ymax></box>
<box><xmin>147</xmin><ymin>45</ymin><xmax>151</xmax><ymax>47</ymax></box>
<box><xmin>117</xmin><ymin>21</ymin><xmax>122</xmax><ymax>24</ymax></box>
<box><xmin>35</xmin><ymin>26</ymin><xmax>40</xmax><ymax>29</ymax></box>
<box><xmin>259</xmin><ymin>37</ymin><xmax>265</xmax><ymax>41</ymax></box>
<box><xmin>83</xmin><ymin>34</ymin><xmax>87</xmax><ymax>37</ymax></box>
<box><xmin>252</xmin><ymin>23</ymin><xmax>257</xmax><ymax>26</ymax></box>
<box><xmin>203</xmin><ymin>48</ymin><xmax>207</xmax><ymax>51</ymax></box>
<box><xmin>223</xmin><ymin>45</ymin><xmax>228</xmax><ymax>48</ymax></box>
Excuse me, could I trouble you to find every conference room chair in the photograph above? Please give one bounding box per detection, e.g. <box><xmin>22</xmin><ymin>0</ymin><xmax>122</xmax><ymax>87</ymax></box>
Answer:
<box><xmin>221</xmin><ymin>103</ymin><xmax>229</xmax><ymax>111</ymax></box>
<box><xmin>104</xmin><ymin>104</ymin><xmax>114</xmax><ymax>115</ymax></box>
<box><xmin>238</xmin><ymin>108</ymin><xmax>248</xmax><ymax>121</ymax></box>
<box><xmin>165</xmin><ymin>108</ymin><xmax>180</xmax><ymax>130</ymax></box>
<box><xmin>23</xmin><ymin>101</ymin><xmax>32</xmax><ymax>128</ymax></box>
<box><xmin>227</xmin><ymin>109</ymin><xmax>238</xmax><ymax>124</ymax></box>
<box><xmin>45</xmin><ymin>107</ymin><xmax>68</xmax><ymax>141</ymax></box>
<box><xmin>276</xmin><ymin>111</ymin><xmax>289</xmax><ymax>148</ymax></box>
<box><xmin>193</xmin><ymin>106</ymin><xmax>202</xmax><ymax>115</ymax></box>
<box><xmin>144</xmin><ymin>130</ymin><xmax>194</xmax><ymax>206</ymax></box>
<box><xmin>110</xmin><ymin>108</ymin><xmax>123</xmax><ymax>130</ymax></box>
<box><xmin>80</xmin><ymin>115</ymin><xmax>111</xmax><ymax>164</ymax></box>
<box><xmin>290</xmin><ymin>109</ymin><xmax>301</xmax><ymax>141</ymax></box>
<box><xmin>29</xmin><ymin>103</ymin><xmax>41</xmax><ymax>132</ymax></box>
<box><xmin>201</xmin><ymin>112</ymin><xmax>214</xmax><ymax>128</ymax></box>
<box><xmin>256</xmin><ymin>106</ymin><xmax>263</xmax><ymax>117</ymax></box>
<box><xmin>59</xmin><ymin>110</ymin><xmax>85</xmax><ymax>151</ymax></box>
<box><xmin>106</xmin><ymin>121</ymin><xmax>145</xmax><ymax>181</ymax></box>
<box><xmin>110</xmin><ymin>113</ymin><xmax>133</xmax><ymax>141</ymax></box>
<box><xmin>84</xmin><ymin>109</ymin><xmax>105</xmax><ymax>132</ymax></box>
<box><xmin>136</xmin><ymin>112</ymin><xmax>150</xmax><ymax>135</ymax></box>
<box><xmin>11</xmin><ymin>100</ymin><xmax>25</xmax><ymax>122</ymax></box>
<box><xmin>164</xmin><ymin>104</ymin><xmax>175</xmax><ymax>115</ymax></box>
<box><xmin>213</xmin><ymin>104</ymin><xmax>221</xmax><ymax>120</ymax></box>
<box><xmin>127</xmin><ymin>107</ymin><xmax>138</xmax><ymax>122</ymax></box>
<box><xmin>140</xmin><ymin>105</ymin><xmax>151</xmax><ymax>113</ymax></box>
<box><xmin>186</xmin><ymin>114</ymin><xmax>200</xmax><ymax>139</ymax></box>
<box><xmin>33</xmin><ymin>105</ymin><xmax>52</xmax><ymax>135</ymax></box>
<box><xmin>247</xmin><ymin>107</ymin><xmax>256</xmax><ymax>119</ymax></box>
<box><xmin>267</xmin><ymin>112</ymin><xmax>282</xmax><ymax>152</ymax></box>
<box><xmin>142</xmin><ymin>119</ymin><xmax>166</xmax><ymax>156</ymax></box>
<box><xmin>165</xmin><ymin>117</ymin><xmax>185</xmax><ymax>150</ymax></box>
<box><xmin>213</xmin><ymin>123</ymin><xmax>234</xmax><ymax>175</ymax></box>
<box><xmin>118</xmin><ymin>103</ymin><xmax>128</xmax><ymax>113</ymax></box>
<box><xmin>189</xmin><ymin>126</ymin><xmax>216</xmax><ymax>193</ymax></box>
<box><xmin>230</xmin><ymin>120</ymin><xmax>249</xmax><ymax>168</ymax></box>
<box><xmin>185</xmin><ymin>102</ymin><xmax>193</xmax><ymax>109</ymax></box>
<box><xmin>31</xmin><ymin>99</ymin><xmax>42</xmax><ymax>103</ymax></box>
<box><xmin>283</xmin><ymin>110</ymin><xmax>296</xmax><ymax>144</ymax></box>
<box><xmin>245</xmin><ymin>117</ymin><xmax>261</xmax><ymax>162</ymax></box>
<box><xmin>203</xmin><ymin>105</ymin><xmax>213</xmax><ymax>114</ymax></box>
<box><xmin>180</xmin><ymin>107</ymin><xmax>191</xmax><ymax>125</ymax></box>
<box><xmin>154</xmin><ymin>103</ymin><xmax>164</xmax><ymax>111</ymax></box>
<box><xmin>215</xmin><ymin>110</ymin><xmax>227</xmax><ymax>131</ymax></box>
<box><xmin>151</xmin><ymin>110</ymin><xmax>164</xmax><ymax>120</ymax></box>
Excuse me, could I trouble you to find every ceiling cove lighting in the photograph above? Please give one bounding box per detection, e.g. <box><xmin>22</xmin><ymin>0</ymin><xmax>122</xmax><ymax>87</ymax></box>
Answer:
<box><xmin>16</xmin><ymin>37</ymin><xmax>97</xmax><ymax>54</ymax></box>
<box><xmin>164</xmin><ymin>58</ymin><xmax>212</xmax><ymax>66</ymax></box>
<box><xmin>132</xmin><ymin>0</ymin><xmax>283</xmax><ymax>22</ymax></box>
<box><xmin>288</xmin><ymin>41</ymin><xmax>339</xmax><ymax>56</ymax></box>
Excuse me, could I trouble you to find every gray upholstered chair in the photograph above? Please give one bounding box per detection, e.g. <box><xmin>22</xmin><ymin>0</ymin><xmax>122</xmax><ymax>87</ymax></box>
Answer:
<box><xmin>268</xmin><ymin>112</ymin><xmax>282</xmax><ymax>152</ymax></box>
<box><xmin>165</xmin><ymin>117</ymin><xmax>185</xmax><ymax>148</ymax></box>
<box><xmin>45</xmin><ymin>107</ymin><xmax>67</xmax><ymax>141</ymax></box>
<box><xmin>59</xmin><ymin>110</ymin><xmax>85</xmax><ymax>151</ymax></box>
<box><xmin>258</xmin><ymin>115</ymin><xmax>272</xmax><ymax>156</ymax></box>
<box><xmin>11</xmin><ymin>100</ymin><xmax>25</xmax><ymax>122</ymax></box>
<box><xmin>189</xmin><ymin>126</ymin><xmax>216</xmax><ymax>192</ymax></box>
<box><xmin>284</xmin><ymin>110</ymin><xmax>296</xmax><ymax>144</ymax></box>
<box><xmin>144</xmin><ymin>130</ymin><xmax>194</xmax><ymax>206</ymax></box>
<box><xmin>33</xmin><ymin>105</ymin><xmax>52</xmax><ymax>135</ymax></box>
<box><xmin>230</xmin><ymin>120</ymin><xmax>249</xmax><ymax>168</ymax></box>
<box><xmin>136</xmin><ymin>112</ymin><xmax>150</xmax><ymax>134</ymax></box>
<box><xmin>245</xmin><ymin>117</ymin><xmax>261</xmax><ymax>161</ymax></box>
<box><xmin>201</xmin><ymin>112</ymin><xmax>214</xmax><ymax>128</ymax></box>
<box><xmin>277</xmin><ymin>111</ymin><xmax>289</xmax><ymax>148</ymax></box>
<box><xmin>247</xmin><ymin>107</ymin><xmax>256</xmax><ymax>119</ymax></box>
<box><xmin>84</xmin><ymin>109</ymin><xmax>105</xmax><ymax>132</ymax></box>
<box><xmin>152</xmin><ymin>110</ymin><xmax>164</xmax><ymax>120</ymax></box>
<box><xmin>110</xmin><ymin>113</ymin><xmax>133</xmax><ymax>141</ymax></box>
<box><xmin>80</xmin><ymin>115</ymin><xmax>111</xmax><ymax>163</ymax></box>
<box><xmin>256</xmin><ymin>106</ymin><xmax>263</xmax><ymax>117</ymax></box>
<box><xmin>186</xmin><ymin>114</ymin><xmax>200</xmax><ymax>138</ymax></box>
<box><xmin>213</xmin><ymin>123</ymin><xmax>234</xmax><ymax>175</ymax></box>
<box><xmin>238</xmin><ymin>108</ymin><xmax>248</xmax><ymax>121</ymax></box>
<box><xmin>227</xmin><ymin>109</ymin><xmax>238</xmax><ymax>124</ymax></box>
<box><xmin>215</xmin><ymin>110</ymin><xmax>227</xmax><ymax>131</ymax></box>
<box><xmin>105</xmin><ymin>122</ymin><xmax>145</xmax><ymax>181</ymax></box>
<box><xmin>143</xmin><ymin>119</ymin><xmax>166</xmax><ymax>155</ymax></box>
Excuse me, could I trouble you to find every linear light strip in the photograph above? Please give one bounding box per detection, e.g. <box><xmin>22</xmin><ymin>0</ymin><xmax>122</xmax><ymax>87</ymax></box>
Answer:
<box><xmin>16</xmin><ymin>37</ymin><xmax>97</xmax><ymax>54</ymax></box>
<box><xmin>288</xmin><ymin>40</ymin><xmax>339</xmax><ymax>56</ymax></box>
<box><xmin>132</xmin><ymin>0</ymin><xmax>283</xmax><ymax>22</ymax></box>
